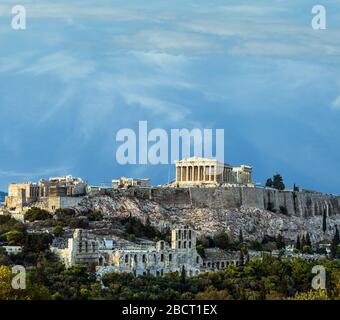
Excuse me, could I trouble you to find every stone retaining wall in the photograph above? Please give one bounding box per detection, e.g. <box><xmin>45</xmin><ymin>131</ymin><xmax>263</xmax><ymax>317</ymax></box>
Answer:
<box><xmin>122</xmin><ymin>186</ymin><xmax>340</xmax><ymax>217</ymax></box>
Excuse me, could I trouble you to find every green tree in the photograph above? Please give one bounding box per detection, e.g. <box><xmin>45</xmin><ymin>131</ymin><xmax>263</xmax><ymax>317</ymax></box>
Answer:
<box><xmin>272</xmin><ymin>174</ymin><xmax>285</xmax><ymax>191</ymax></box>
<box><xmin>3</xmin><ymin>230</ymin><xmax>25</xmax><ymax>245</ymax></box>
<box><xmin>249</xmin><ymin>240</ymin><xmax>263</xmax><ymax>251</ymax></box>
<box><xmin>196</xmin><ymin>244</ymin><xmax>205</xmax><ymax>258</ymax></box>
<box><xmin>302</xmin><ymin>245</ymin><xmax>312</xmax><ymax>254</ymax></box>
<box><xmin>239</xmin><ymin>250</ymin><xmax>244</xmax><ymax>266</ymax></box>
<box><xmin>265</xmin><ymin>178</ymin><xmax>273</xmax><ymax>188</ymax></box>
<box><xmin>267</xmin><ymin>202</ymin><xmax>276</xmax><ymax>213</ymax></box>
<box><xmin>24</xmin><ymin>233</ymin><xmax>53</xmax><ymax>253</ymax></box>
<box><xmin>330</xmin><ymin>225</ymin><xmax>340</xmax><ymax>259</ymax></box>
<box><xmin>52</xmin><ymin>226</ymin><xmax>64</xmax><ymax>237</ymax></box>
<box><xmin>55</xmin><ymin>208</ymin><xmax>76</xmax><ymax>219</ymax></box>
<box><xmin>293</xmin><ymin>184</ymin><xmax>299</xmax><ymax>192</ymax></box>
<box><xmin>25</xmin><ymin>207</ymin><xmax>51</xmax><ymax>222</ymax></box>
<box><xmin>266</xmin><ymin>174</ymin><xmax>285</xmax><ymax>190</ymax></box>
<box><xmin>239</xmin><ymin>229</ymin><xmax>244</xmax><ymax>244</ymax></box>
<box><xmin>276</xmin><ymin>234</ymin><xmax>285</xmax><ymax>250</ymax></box>
<box><xmin>180</xmin><ymin>265</ymin><xmax>186</xmax><ymax>286</ymax></box>
<box><xmin>322</xmin><ymin>210</ymin><xmax>327</xmax><ymax>233</ymax></box>
<box><xmin>196</xmin><ymin>286</ymin><xmax>230</xmax><ymax>300</ymax></box>
<box><xmin>305</xmin><ymin>232</ymin><xmax>312</xmax><ymax>247</ymax></box>
<box><xmin>0</xmin><ymin>266</ymin><xmax>15</xmax><ymax>299</ymax></box>
<box><xmin>213</xmin><ymin>230</ymin><xmax>229</xmax><ymax>249</ymax></box>
<box><xmin>88</xmin><ymin>210</ymin><xmax>104</xmax><ymax>222</ymax></box>
<box><xmin>334</xmin><ymin>225</ymin><xmax>340</xmax><ymax>244</ymax></box>
<box><xmin>296</xmin><ymin>235</ymin><xmax>301</xmax><ymax>251</ymax></box>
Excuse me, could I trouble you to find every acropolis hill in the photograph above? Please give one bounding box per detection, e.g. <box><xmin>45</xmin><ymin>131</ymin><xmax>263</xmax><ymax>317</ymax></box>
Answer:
<box><xmin>1</xmin><ymin>157</ymin><xmax>340</xmax><ymax>244</ymax></box>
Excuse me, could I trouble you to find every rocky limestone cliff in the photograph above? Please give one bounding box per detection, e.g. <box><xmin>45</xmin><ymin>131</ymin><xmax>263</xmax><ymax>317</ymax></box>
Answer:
<box><xmin>75</xmin><ymin>192</ymin><xmax>340</xmax><ymax>244</ymax></box>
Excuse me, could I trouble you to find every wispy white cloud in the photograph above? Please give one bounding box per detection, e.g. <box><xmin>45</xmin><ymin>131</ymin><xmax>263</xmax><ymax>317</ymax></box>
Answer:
<box><xmin>0</xmin><ymin>166</ymin><xmax>72</xmax><ymax>179</ymax></box>
<box><xmin>20</xmin><ymin>52</ymin><xmax>96</xmax><ymax>81</ymax></box>
<box><xmin>0</xmin><ymin>57</ymin><xmax>23</xmax><ymax>73</ymax></box>
<box><xmin>124</xmin><ymin>94</ymin><xmax>189</xmax><ymax>122</ymax></box>
<box><xmin>191</xmin><ymin>3</ymin><xmax>288</xmax><ymax>16</ymax></box>
<box><xmin>0</xmin><ymin>2</ymin><xmax>146</xmax><ymax>22</ymax></box>
<box><xmin>331</xmin><ymin>96</ymin><xmax>340</xmax><ymax>109</ymax></box>
<box><xmin>111</xmin><ymin>30</ymin><xmax>221</xmax><ymax>54</ymax></box>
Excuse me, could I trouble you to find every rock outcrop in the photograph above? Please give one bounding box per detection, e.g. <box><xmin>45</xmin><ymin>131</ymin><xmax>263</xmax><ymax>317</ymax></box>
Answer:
<box><xmin>75</xmin><ymin>190</ymin><xmax>340</xmax><ymax>244</ymax></box>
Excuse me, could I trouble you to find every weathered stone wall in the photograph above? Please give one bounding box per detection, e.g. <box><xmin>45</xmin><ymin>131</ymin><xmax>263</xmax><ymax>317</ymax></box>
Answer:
<box><xmin>124</xmin><ymin>186</ymin><xmax>340</xmax><ymax>217</ymax></box>
<box><xmin>28</xmin><ymin>196</ymin><xmax>84</xmax><ymax>212</ymax></box>
<box><xmin>59</xmin><ymin>196</ymin><xmax>84</xmax><ymax>209</ymax></box>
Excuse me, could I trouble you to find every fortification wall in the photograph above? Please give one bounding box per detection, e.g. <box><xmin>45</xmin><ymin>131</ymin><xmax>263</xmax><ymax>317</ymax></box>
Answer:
<box><xmin>125</xmin><ymin>186</ymin><xmax>340</xmax><ymax>217</ymax></box>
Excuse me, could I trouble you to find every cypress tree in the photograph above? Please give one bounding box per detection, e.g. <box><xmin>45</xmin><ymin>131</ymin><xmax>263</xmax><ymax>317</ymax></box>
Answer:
<box><xmin>265</xmin><ymin>178</ymin><xmax>273</xmax><ymax>188</ymax></box>
<box><xmin>276</xmin><ymin>234</ymin><xmax>285</xmax><ymax>250</ymax></box>
<box><xmin>322</xmin><ymin>210</ymin><xmax>327</xmax><ymax>233</ymax></box>
<box><xmin>180</xmin><ymin>265</ymin><xmax>186</xmax><ymax>284</ymax></box>
<box><xmin>239</xmin><ymin>229</ymin><xmax>244</xmax><ymax>244</ymax></box>
<box><xmin>330</xmin><ymin>225</ymin><xmax>340</xmax><ymax>259</ymax></box>
<box><xmin>301</xmin><ymin>234</ymin><xmax>306</xmax><ymax>248</ymax></box>
<box><xmin>296</xmin><ymin>235</ymin><xmax>301</xmax><ymax>250</ymax></box>
<box><xmin>306</xmin><ymin>232</ymin><xmax>312</xmax><ymax>247</ymax></box>
<box><xmin>239</xmin><ymin>250</ymin><xmax>244</xmax><ymax>266</ymax></box>
<box><xmin>273</xmin><ymin>174</ymin><xmax>285</xmax><ymax>191</ymax></box>
<box><xmin>334</xmin><ymin>225</ymin><xmax>340</xmax><ymax>245</ymax></box>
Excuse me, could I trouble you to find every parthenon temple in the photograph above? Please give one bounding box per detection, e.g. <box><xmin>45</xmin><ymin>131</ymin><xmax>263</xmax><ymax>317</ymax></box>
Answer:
<box><xmin>175</xmin><ymin>157</ymin><xmax>252</xmax><ymax>186</ymax></box>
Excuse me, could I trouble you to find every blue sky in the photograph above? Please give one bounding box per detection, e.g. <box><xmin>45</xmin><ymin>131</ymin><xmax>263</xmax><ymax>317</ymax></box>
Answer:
<box><xmin>1</xmin><ymin>0</ymin><xmax>340</xmax><ymax>193</ymax></box>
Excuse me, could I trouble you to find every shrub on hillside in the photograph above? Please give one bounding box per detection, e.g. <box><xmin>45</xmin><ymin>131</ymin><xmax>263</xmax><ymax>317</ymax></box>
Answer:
<box><xmin>24</xmin><ymin>207</ymin><xmax>52</xmax><ymax>222</ymax></box>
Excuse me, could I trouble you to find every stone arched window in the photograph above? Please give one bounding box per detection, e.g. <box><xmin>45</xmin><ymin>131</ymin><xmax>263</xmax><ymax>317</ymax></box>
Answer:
<box><xmin>178</xmin><ymin>241</ymin><xmax>181</xmax><ymax>248</ymax></box>
<box><xmin>183</xmin><ymin>241</ymin><xmax>186</xmax><ymax>249</ymax></box>
<box><xmin>125</xmin><ymin>255</ymin><xmax>128</xmax><ymax>263</ymax></box>
<box><xmin>169</xmin><ymin>254</ymin><xmax>172</xmax><ymax>262</ymax></box>
<box><xmin>142</xmin><ymin>254</ymin><xmax>146</xmax><ymax>263</ymax></box>
<box><xmin>189</xmin><ymin>241</ymin><xmax>191</xmax><ymax>249</ymax></box>
<box><xmin>161</xmin><ymin>254</ymin><xmax>164</xmax><ymax>262</ymax></box>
